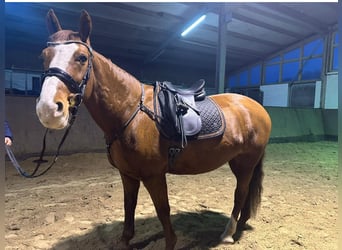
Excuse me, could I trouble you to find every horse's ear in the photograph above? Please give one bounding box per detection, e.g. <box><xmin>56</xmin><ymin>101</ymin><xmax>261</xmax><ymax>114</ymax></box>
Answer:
<box><xmin>79</xmin><ymin>10</ymin><xmax>92</xmax><ymax>43</ymax></box>
<box><xmin>46</xmin><ymin>9</ymin><xmax>62</xmax><ymax>35</ymax></box>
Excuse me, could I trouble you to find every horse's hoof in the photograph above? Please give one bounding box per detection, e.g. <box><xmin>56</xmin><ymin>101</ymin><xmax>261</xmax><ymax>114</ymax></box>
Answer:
<box><xmin>221</xmin><ymin>235</ymin><xmax>235</xmax><ymax>244</ymax></box>
<box><xmin>112</xmin><ymin>240</ymin><xmax>132</xmax><ymax>250</ymax></box>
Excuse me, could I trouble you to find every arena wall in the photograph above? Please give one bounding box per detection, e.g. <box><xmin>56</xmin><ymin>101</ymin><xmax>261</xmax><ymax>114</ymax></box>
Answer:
<box><xmin>5</xmin><ymin>96</ymin><xmax>104</xmax><ymax>159</ymax></box>
<box><xmin>265</xmin><ymin>107</ymin><xmax>337</xmax><ymax>142</ymax></box>
<box><xmin>5</xmin><ymin>96</ymin><xmax>338</xmax><ymax>158</ymax></box>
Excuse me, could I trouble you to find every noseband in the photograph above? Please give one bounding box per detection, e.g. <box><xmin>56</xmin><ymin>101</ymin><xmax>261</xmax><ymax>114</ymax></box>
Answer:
<box><xmin>41</xmin><ymin>40</ymin><xmax>93</xmax><ymax>114</ymax></box>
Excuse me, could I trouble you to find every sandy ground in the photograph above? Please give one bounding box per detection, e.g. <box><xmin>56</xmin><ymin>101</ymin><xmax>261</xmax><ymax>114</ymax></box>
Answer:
<box><xmin>5</xmin><ymin>141</ymin><xmax>338</xmax><ymax>250</ymax></box>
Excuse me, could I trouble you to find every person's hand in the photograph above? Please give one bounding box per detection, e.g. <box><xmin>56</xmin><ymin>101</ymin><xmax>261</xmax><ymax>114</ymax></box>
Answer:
<box><xmin>5</xmin><ymin>137</ymin><xmax>12</xmax><ymax>146</ymax></box>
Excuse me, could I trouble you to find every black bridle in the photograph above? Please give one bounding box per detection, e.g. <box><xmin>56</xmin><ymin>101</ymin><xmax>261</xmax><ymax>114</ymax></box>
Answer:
<box><xmin>14</xmin><ymin>40</ymin><xmax>93</xmax><ymax>178</ymax></box>
<box><xmin>42</xmin><ymin>40</ymin><xmax>93</xmax><ymax>111</ymax></box>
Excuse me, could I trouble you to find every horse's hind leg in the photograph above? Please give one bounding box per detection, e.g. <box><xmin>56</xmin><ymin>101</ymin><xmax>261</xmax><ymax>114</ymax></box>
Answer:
<box><xmin>221</xmin><ymin>152</ymin><xmax>264</xmax><ymax>244</ymax></box>
<box><xmin>143</xmin><ymin>174</ymin><xmax>177</xmax><ymax>250</ymax></box>
<box><xmin>237</xmin><ymin>153</ymin><xmax>264</xmax><ymax>230</ymax></box>
<box><xmin>117</xmin><ymin>172</ymin><xmax>140</xmax><ymax>249</ymax></box>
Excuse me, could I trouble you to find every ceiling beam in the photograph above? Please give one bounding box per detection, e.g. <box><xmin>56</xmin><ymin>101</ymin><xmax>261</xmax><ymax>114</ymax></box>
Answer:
<box><xmin>179</xmin><ymin>38</ymin><xmax>267</xmax><ymax>60</ymax></box>
<box><xmin>191</xmin><ymin>22</ymin><xmax>282</xmax><ymax>48</ymax></box>
<box><xmin>257</xmin><ymin>3</ymin><xmax>328</xmax><ymax>33</ymax></box>
<box><xmin>227</xmin><ymin>30</ymin><xmax>281</xmax><ymax>48</ymax></box>
<box><xmin>104</xmin><ymin>2</ymin><xmax>186</xmax><ymax>21</ymax></box>
<box><xmin>143</xmin><ymin>3</ymin><xmax>217</xmax><ymax>65</ymax></box>
<box><xmin>231</xmin><ymin>12</ymin><xmax>303</xmax><ymax>39</ymax></box>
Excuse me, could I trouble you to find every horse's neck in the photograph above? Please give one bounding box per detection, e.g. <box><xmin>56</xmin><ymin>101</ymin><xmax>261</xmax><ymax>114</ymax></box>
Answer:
<box><xmin>83</xmin><ymin>51</ymin><xmax>142</xmax><ymax>138</ymax></box>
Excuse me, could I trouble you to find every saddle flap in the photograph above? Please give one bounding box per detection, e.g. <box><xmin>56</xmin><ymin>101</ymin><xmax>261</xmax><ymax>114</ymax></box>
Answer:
<box><xmin>179</xmin><ymin>94</ymin><xmax>202</xmax><ymax>136</ymax></box>
<box><xmin>182</xmin><ymin>109</ymin><xmax>202</xmax><ymax>136</ymax></box>
<box><xmin>156</xmin><ymin>86</ymin><xmax>179</xmax><ymax>138</ymax></box>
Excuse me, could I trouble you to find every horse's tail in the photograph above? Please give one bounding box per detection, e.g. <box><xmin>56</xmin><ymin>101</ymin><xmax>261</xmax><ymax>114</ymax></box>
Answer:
<box><xmin>246</xmin><ymin>153</ymin><xmax>265</xmax><ymax>218</ymax></box>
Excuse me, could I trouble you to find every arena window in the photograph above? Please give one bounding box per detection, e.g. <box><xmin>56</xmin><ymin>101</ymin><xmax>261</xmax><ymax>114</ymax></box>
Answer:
<box><xmin>283</xmin><ymin>48</ymin><xmax>300</xmax><ymax>60</ymax></box>
<box><xmin>250</xmin><ymin>64</ymin><xmax>261</xmax><ymax>86</ymax></box>
<box><xmin>264</xmin><ymin>56</ymin><xmax>281</xmax><ymax>84</ymax></box>
<box><xmin>264</xmin><ymin>63</ymin><xmax>280</xmax><ymax>84</ymax></box>
<box><xmin>282</xmin><ymin>61</ymin><xmax>300</xmax><ymax>82</ymax></box>
<box><xmin>282</xmin><ymin>48</ymin><xmax>300</xmax><ymax>82</ymax></box>
<box><xmin>300</xmin><ymin>38</ymin><xmax>324</xmax><ymax>81</ymax></box>
<box><xmin>301</xmin><ymin>57</ymin><xmax>323</xmax><ymax>80</ymax></box>
<box><xmin>228</xmin><ymin>74</ymin><xmax>238</xmax><ymax>88</ymax></box>
<box><xmin>5</xmin><ymin>69</ymin><xmax>42</xmax><ymax>96</ymax></box>
<box><xmin>304</xmin><ymin>39</ymin><xmax>324</xmax><ymax>56</ymax></box>
<box><xmin>227</xmin><ymin>63</ymin><xmax>262</xmax><ymax>89</ymax></box>
<box><xmin>239</xmin><ymin>70</ymin><xmax>248</xmax><ymax>87</ymax></box>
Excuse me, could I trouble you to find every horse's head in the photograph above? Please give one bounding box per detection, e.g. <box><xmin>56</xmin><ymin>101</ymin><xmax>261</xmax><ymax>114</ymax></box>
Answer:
<box><xmin>36</xmin><ymin>9</ymin><xmax>93</xmax><ymax>129</ymax></box>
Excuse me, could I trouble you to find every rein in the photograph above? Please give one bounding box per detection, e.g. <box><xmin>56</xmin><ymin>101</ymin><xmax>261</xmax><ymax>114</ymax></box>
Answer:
<box><xmin>8</xmin><ymin>40</ymin><xmax>93</xmax><ymax>178</ymax></box>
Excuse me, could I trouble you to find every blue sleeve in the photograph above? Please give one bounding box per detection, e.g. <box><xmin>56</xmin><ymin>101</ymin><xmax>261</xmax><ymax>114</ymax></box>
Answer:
<box><xmin>4</xmin><ymin>120</ymin><xmax>13</xmax><ymax>139</ymax></box>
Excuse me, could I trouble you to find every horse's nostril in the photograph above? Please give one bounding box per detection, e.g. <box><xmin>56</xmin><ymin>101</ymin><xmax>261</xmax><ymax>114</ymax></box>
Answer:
<box><xmin>56</xmin><ymin>102</ymin><xmax>63</xmax><ymax>112</ymax></box>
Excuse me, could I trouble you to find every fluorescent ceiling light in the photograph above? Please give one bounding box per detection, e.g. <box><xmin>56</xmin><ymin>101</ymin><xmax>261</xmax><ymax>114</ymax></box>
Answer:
<box><xmin>181</xmin><ymin>15</ymin><xmax>206</xmax><ymax>37</ymax></box>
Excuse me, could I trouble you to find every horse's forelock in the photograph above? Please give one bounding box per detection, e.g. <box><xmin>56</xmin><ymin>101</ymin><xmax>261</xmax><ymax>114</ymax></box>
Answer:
<box><xmin>48</xmin><ymin>30</ymin><xmax>81</xmax><ymax>42</ymax></box>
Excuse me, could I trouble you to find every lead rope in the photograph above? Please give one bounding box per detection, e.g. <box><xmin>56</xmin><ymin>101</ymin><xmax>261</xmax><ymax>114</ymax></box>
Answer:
<box><xmin>5</xmin><ymin>111</ymin><xmax>77</xmax><ymax>178</ymax></box>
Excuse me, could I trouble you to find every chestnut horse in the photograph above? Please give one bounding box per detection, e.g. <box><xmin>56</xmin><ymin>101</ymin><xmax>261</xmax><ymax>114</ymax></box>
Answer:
<box><xmin>36</xmin><ymin>10</ymin><xmax>271</xmax><ymax>249</ymax></box>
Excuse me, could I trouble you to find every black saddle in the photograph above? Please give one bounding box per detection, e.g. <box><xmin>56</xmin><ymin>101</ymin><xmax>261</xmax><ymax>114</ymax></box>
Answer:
<box><xmin>162</xmin><ymin>79</ymin><xmax>206</xmax><ymax>101</ymax></box>
<box><xmin>153</xmin><ymin>79</ymin><xmax>226</xmax><ymax>167</ymax></box>
<box><xmin>153</xmin><ymin>79</ymin><xmax>207</xmax><ymax>147</ymax></box>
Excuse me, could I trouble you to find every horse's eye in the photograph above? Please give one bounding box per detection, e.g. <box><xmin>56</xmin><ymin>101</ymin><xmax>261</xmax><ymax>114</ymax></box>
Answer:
<box><xmin>77</xmin><ymin>55</ymin><xmax>88</xmax><ymax>63</ymax></box>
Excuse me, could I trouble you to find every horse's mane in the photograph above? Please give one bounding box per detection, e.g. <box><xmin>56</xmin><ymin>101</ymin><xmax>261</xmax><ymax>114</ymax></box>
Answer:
<box><xmin>93</xmin><ymin>51</ymin><xmax>141</xmax><ymax>87</ymax></box>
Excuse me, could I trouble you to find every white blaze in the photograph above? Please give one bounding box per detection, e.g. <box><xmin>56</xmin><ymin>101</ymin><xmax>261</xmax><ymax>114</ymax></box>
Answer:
<box><xmin>36</xmin><ymin>43</ymin><xmax>78</xmax><ymax>129</ymax></box>
<box><xmin>50</xmin><ymin>43</ymin><xmax>78</xmax><ymax>68</ymax></box>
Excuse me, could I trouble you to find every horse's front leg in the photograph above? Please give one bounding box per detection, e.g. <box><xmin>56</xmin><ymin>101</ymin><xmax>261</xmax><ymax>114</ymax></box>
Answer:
<box><xmin>143</xmin><ymin>174</ymin><xmax>177</xmax><ymax>250</ymax></box>
<box><xmin>117</xmin><ymin>172</ymin><xmax>140</xmax><ymax>249</ymax></box>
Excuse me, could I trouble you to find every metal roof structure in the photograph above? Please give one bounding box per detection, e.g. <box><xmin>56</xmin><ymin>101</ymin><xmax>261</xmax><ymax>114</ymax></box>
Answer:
<box><xmin>5</xmin><ymin>2</ymin><xmax>338</xmax><ymax>75</ymax></box>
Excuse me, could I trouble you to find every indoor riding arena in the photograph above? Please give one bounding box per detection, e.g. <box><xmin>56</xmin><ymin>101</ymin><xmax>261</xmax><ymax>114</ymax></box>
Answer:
<box><xmin>4</xmin><ymin>3</ymin><xmax>338</xmax><ymax>250</ymax></box>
